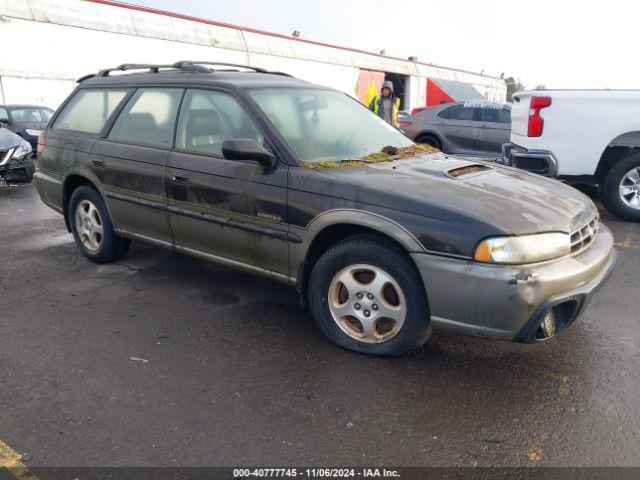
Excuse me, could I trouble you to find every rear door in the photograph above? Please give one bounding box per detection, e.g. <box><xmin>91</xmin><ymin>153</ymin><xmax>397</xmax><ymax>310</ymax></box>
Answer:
<box><xmin>90</xmin><ymin>87</ymin><xmax>184</xmax><ymax>244</ymax></box>
<box><xmin>476</xmin><ymin>105</ymin><xmax>511</xmax><ymax>155</ymax></box>
<box><xmin>435</xmin><ymin>104</ymin><xmax>480</xmax><ymax>153</ymax></box>
<box><xmin>166</xmin><ymin>88</ymin><xmax>289</xmax><ymax>276</ymax></box>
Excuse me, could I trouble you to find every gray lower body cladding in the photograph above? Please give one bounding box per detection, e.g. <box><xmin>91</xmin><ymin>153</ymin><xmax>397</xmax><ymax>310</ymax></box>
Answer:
<box><xmin>411</xmin><ymin>224</ymin><xmax>616</xmax><ymax>341</ymax></box>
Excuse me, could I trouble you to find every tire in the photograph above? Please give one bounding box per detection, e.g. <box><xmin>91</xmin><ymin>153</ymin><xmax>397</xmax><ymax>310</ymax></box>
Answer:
<box><xmin>416</xmin><ymin>134</ymin><xmax>441</xmax><ymax>151</ymax></box>
<box><xmin>308</xmin><ymin>235</ymin><xmax>432</xmax><ymax>357</ymax></box>
<box><xmin>68</xmin><ymin>185</ymin><xmax>130</xmax><ymax>263</ymax></box>
<box><xmin>600</xmin><ymin>150</ymin><xmax>640</xmax><ymax>222</ymax></box>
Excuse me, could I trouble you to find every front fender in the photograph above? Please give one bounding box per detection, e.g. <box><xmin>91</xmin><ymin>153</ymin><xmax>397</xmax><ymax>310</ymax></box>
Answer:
<box><xmin>289</xmin><ymin>208</ymin><xmax>427</xmax><ymax>285</ymax></box>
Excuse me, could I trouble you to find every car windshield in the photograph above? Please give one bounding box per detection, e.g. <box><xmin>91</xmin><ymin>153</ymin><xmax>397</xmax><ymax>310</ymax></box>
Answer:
<box><xmin>9</xmin><ymin>107</ymin><xmax>54</xmax><ymax>124</ymax></box>
<box><xmin>249</xmin><ymin>88</ymin><xmax>413</xmax><ymax>163</ymax></box>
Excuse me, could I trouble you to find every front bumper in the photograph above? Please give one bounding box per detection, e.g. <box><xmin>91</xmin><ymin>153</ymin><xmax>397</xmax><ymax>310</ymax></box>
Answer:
<box><xmin>501</xmin><ymin>143</ymin><xmax>558</xmax><ymax>177</ymax></box>
<box><xmin>0</xmin><ymin>155</ymin><xmax>35</xmax><ymax>184</ymax></box>
<box><xmin>411</xmin><ymin>224</ymin><xmax>616</xmax><ymax>342</ymax></box>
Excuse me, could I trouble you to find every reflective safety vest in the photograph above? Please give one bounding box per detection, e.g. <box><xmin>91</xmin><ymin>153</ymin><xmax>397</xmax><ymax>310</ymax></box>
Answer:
<box><xmin>371</xmin><ymin>96</ymin><xmax>401</xmax><ymax>126</ymax></box>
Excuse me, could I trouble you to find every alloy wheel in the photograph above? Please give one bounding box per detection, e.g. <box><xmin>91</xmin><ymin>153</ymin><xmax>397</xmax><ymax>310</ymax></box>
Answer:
<box><xmin>619</xmin><ymin>167</ymin><xmax>640</xmax><ymax>210</ymax></box>
<box><xmin>75</xmin><ymin>199</ymin><xmax>104</xmax><ymax>251</ymax></box>
<box><xmin>328</xmin><ymin>264</ymin><xmax>407</xmax><ymax>344</ymax></box>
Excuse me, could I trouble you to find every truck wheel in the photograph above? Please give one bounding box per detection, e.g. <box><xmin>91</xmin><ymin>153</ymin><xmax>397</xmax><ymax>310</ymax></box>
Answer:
<box><xmin>600</xmin><ymin>151</ymin><xmax>640</xmax><ymax>222</ymax></box>
<box><xmin>68</xmin><ymin>185</ymin><xmax>130</xmax><ymax>263</ymax></box>
<box><xmin>308</xmin><ymin>235</ymin><xmax>432</xmax><ymax>357</ymax></box>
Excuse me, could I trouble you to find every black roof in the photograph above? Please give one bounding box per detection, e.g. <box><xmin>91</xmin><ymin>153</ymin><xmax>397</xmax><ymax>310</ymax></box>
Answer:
<box><xmin>77</xmin><ymin>62</ymin><xmax>318</xmax><ymax>90</ymax></box>
<box><xmin>81</xmin><ymin>70</ymin><xmax>316</xmax><ymax>90</ymax></box>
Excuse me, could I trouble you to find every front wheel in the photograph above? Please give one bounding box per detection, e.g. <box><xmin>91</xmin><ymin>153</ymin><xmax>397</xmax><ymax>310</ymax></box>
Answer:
<box><xmin>308</xmin><ymin>236</ymin><xmax>432</xmax><ymax>356</ymax></box>
<box><xmin>600</xmin><ymin>151</ymin><xmax>640</xmax><ymax>222</ymax></box>
<box><xmin>68</xmin><ymin>185</ymin><xmax>130</xmax><ymax>263</ymax></box>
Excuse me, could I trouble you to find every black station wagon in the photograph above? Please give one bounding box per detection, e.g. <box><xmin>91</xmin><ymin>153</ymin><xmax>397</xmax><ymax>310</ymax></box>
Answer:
<box><xmin>35</xmin><ymin>62</ymin><xmax>616</xmax><ymax>356</ymax></box>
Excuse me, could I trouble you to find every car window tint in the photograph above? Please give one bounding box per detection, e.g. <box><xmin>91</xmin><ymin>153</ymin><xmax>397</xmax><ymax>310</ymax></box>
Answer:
<box><xmin>480</xmin><ymin>107</ymin><xmax>511</xmax><ymax>123</ymax></box>
<box><xmin>109</xmin><ymin>88</ymin><xmax>183</xmax><ymax>148</ymax></box>
<box><xmin>54</xmin><ymin>89</ymin><xmax>127</xmax><ymax>133</ymax></box>
<box><xmin>438</xmin><ymin>104</ymin><xmax>476</xmax><ymax>121</ymax></box>
<box><xmin>176</xmin><ymin>89</ymin><xmax>263</xmax><ymax>156</ymax></box>
<box><xmin>0</xmin><ymin>107</ymin><xmax>9</xmax><ymax>123</ymax></box>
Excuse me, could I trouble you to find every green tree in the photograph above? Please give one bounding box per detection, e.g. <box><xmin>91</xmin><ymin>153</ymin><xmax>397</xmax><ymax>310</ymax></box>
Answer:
<box><xmin>504</xmin><ymin>77</ymin><xmax>526</xmax><ymax>102</ymax></box>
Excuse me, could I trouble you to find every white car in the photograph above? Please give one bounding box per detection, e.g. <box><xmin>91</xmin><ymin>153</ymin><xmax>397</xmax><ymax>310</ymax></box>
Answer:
<box><xmin>504</xmin><ymin>90</ymin><xmax>640</xmax><ymax>221</ymax></box>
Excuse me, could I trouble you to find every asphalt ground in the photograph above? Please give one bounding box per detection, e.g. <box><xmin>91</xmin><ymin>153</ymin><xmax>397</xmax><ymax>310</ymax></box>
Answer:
<box><xmin>0</xmin><ymin>184</ymin><xmax>639</xmax><ymax>473</ymax></box>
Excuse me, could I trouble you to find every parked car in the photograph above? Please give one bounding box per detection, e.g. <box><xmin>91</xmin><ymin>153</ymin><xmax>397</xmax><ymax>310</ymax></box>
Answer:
<box><xmin>401</xmin><ymin>101</ymin><xmax>511</xmax><ymax>157</ymax></box>
<box><xmin>35</xmin><ymin>62</ymin><xmax>616</xmax><ymax>356</ymax></box>
<box><xmin>0</xmin><ymin>124</ymin><xmax>34</xmax><ymax>185</ymax></box>
<box><xmin>0</xmin><ymin>104</ymin><xmax>54</xmax><ymax>152</ymax></box>
<box><xmin>505</xmin><ymin>90</ymin><xmax>640</xmax><ymax>222</ymax></box>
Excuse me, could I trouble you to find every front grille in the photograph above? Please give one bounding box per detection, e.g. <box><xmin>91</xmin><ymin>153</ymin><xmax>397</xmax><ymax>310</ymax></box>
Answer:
<box><xmin>570</xmin><ymin>216</ymin><xmax>599</xmax><ymax>255</ymax></box>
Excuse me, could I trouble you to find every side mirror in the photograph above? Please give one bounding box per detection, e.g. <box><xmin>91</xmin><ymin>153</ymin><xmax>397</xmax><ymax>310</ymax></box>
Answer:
<box><xmin>222</xmin><ymin>139</ymin><xmax>277</xmax><ymax>168</ymax></box>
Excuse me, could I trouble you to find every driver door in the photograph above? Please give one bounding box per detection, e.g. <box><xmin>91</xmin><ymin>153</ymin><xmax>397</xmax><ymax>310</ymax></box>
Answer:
<box><xmin>166</xmin><ymin>88</ymin><xmax>289</xmax><ymax>276</ymax></box>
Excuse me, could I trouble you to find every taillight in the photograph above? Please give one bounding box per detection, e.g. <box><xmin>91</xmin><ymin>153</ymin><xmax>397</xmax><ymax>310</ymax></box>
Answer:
<box><xmin>528</xmin><ymin>96</ymin><xmax>552</xmax><ymax>137</ymax></box>
<box><xmin>398</xmin><ymin>119</ymin><xmax>411</xmax><ymax>127</ymax></box>
<box><xmin>37</xmin><ymin>130</ymin><xmax>47</xmax><ymax>154</ymax></box>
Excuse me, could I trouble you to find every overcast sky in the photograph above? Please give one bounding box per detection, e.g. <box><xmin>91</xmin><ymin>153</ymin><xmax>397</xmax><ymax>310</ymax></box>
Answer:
<box><xmin>136</xmin><ymin>0</ymin><xmax>638</xmax><ymax>89</ymax></box>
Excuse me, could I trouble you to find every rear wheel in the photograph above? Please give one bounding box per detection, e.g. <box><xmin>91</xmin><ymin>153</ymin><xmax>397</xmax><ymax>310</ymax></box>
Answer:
<box><xmin>68</xmin><ymin>185</ymin><xmax>130</xmax><ymax>263</ymax></box>
<box><xmin>416</xmin><ymin>133</ymin><xmax>441</xmax><ymax>151</ymax></box>
<box><xmin>600</xmin><ymin>151</ymin><xmax>640</xmax><ymax>222</ymax></box>
<box><xmin>308</xmin><ymin>236</ymin><xmax>432</xmax><ymax>356</ymax></box>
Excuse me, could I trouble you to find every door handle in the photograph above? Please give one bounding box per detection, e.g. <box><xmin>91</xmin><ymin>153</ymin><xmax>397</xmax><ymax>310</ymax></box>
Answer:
<box><xmin>171</xmin><ymin>173</ymin><xmax>190</xmax><ymax>184</ymax></box>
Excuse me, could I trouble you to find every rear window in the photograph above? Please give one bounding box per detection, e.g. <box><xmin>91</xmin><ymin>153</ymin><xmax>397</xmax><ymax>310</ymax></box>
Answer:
<box><xmin>108</xmin><ymin>88</ymin><xmax>183</xmax><ymax>148</ymax></box>
<box><xmin>54</xmin><ymin>89</ymin><xmax>127</xmax><ymax>133</ymax></box>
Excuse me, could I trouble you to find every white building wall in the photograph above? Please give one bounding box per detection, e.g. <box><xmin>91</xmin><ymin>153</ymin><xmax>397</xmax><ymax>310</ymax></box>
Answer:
<box><xmin>0</xmin><ymin>0</ymin><xmax>506</xmax><ymax>109</ymax></box>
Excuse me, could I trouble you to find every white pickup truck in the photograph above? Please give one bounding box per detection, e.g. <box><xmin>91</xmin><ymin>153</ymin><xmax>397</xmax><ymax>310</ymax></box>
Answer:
<box><xmin>503</xmin><ymin>90</ymin><xmax>640</xmax><ymax>221</ymax></box>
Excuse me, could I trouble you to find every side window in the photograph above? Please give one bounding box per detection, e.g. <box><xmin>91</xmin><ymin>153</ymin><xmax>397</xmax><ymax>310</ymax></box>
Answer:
<box><xmin>480</xmin><ymin>107</ymin><xmax>511</xmax><ymax>124</ymax></box>
<box><xmin>54</xmin><ymin>89</ymin><xmax>127</xmax><ymax>133</ymax></box>
<box><xmin>176</xmin><ymin>89</ymin><xmax>264</xmax><ymax>156</ymax></box>
<box><xmin>438</xmin><ymin>104</ymin><xmax>476</xmax><ymax>121</ymax></box>
<box><xmin>109</xmin><ymin>88</ymin><xmax>183</xmax><ymax>148</ymax></box>
<box><xmin>0</xmin><ymin>107</ymin><xmax>9</xmax><ymax>124</ymax></box>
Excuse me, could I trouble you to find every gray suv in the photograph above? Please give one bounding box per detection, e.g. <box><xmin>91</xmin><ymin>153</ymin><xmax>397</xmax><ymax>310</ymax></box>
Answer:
<box><xmin>35</xmin><ymin>62</ymin><xmax>616</xmax><ymax>357</ymax></box>
<box><xmin>401</xmin><ymin>101</ymin><xmax>511</xmax><ymax>157</ymax></box>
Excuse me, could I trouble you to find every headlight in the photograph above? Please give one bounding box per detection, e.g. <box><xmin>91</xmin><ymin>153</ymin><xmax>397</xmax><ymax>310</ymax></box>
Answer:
<box><xmin>25</xmin><ymin>129</ymin><xmax>42</xmax><ymax>137</ymax></box>
<box><xmin>11</xmin><ymin>140</ymin><xmax>33</xmax><ymax>159</ymax></box>
<box><xmin>474</xmin><ymin>232</ymin><xmax>570</xmax><ymax>264</ymax></box>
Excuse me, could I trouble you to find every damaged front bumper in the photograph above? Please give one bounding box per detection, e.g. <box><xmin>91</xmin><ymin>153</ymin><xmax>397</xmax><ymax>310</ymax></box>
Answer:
<box><xmin>0</xmin><ymin>155</ymin><xmax>35</xmax><ymax>185</ymax></box>
<box><xmin>411</xmin><ymin>224</ymin><xmax>616</xmax><ymax>342</ymax></box>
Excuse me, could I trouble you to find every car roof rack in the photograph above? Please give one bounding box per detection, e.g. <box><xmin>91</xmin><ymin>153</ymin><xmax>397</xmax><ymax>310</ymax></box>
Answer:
<box><xmin>174</xmin><ymin>61</ymin><xmax>292</xmax><ymax>77</ymax></box>
<box><xmin>172</xmin><ymin>60</ymin><xmax>269</xmax><ymax>73</ymax></box>
<box><xmin>77</xmin><ymin>61</ymin><xmax>292</xmax><ymax>83</ymax></box>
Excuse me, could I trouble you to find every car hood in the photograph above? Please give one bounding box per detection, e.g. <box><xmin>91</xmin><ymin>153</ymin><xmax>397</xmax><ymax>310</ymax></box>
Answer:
<box><xmin>317</xmin><ymin>153</ymin><xmax>597</xmax><ymax>235</ymax></box>
<box><xmin>0</xmin><ymin>127</ymin><xmax>23</xmax><ymax>149</ymax></box>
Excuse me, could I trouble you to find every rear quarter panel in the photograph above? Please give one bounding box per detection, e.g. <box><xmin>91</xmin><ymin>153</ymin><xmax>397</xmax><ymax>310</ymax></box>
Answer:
<box><xmin>511</xmin><ymin>90</ymin><xmax>640</xmax><ymax>176</ymax></box>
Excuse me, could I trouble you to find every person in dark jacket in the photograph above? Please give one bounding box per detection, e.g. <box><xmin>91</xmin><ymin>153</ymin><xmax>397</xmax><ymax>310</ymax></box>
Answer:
<box><xmin>369</xmin><ymin>80</ymin><xmax>401</xmax><ymax>127</ymax></box>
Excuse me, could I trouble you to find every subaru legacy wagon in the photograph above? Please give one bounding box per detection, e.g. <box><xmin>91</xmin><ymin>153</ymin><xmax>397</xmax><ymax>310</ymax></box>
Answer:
<box><xmin>34</xmin><ymin>62</ymin><xmax>617</xmax><ymax>356</ymax></box>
